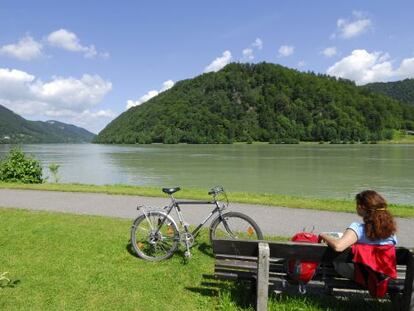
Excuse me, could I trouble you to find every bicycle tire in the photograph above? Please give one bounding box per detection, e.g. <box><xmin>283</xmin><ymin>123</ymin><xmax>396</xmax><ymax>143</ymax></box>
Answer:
<box><xmin>209</xmin><ymin>211</ymin><xmax>263</xmax><ymax>242</ymax></box>
<box><xmin>131</xmin><ymin>211</ymin><xmax>179</xmax><ymax>261</ymax></box>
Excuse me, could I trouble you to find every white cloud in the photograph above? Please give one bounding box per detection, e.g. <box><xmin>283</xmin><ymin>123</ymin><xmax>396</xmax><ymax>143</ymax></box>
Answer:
<box><xmin>252</xmin><ymin>38</ymin><xmax>263</xmax><ymax>50</ymax></box>
<box><xmin>322</xmin><ymin>47</ymin><xmax>337</xmax><ymax>58</ymax></box>
<box><xmin>278</xmin><ymin>45</ymin><xmax>294</xmax><ymax>57</ymax></box>
<box><xmin>30</xmin><ymin>74</ymin><xmax>112</xmax><ymax>111</ymax></box>
<box><xmin>126</xmin><ymin>80</ymin><xmax>175</xmax><ymax>109</ymax></box>
<box><xmin>160</xmin><ymin>79</ymin><xmax>175</xmax><ymax>92</ymax></box>
<box><xmin>47</xmin><ymin>29</ymin><xmax>107</xmax><ymax>58</ymax></box>
<box><xmin>241</xmin><ymin>38</ymin><xmax>263</xmax><ymax>62</ymax></box>
<box><xmin>0</xmin><ymin>36</ymin><xmax>43</xmax><ymax>61</ymax></box>
<box><xmin>398</xmin><ymin>57</ymin><xmax>414</xmax><ymax>78</ymax></box>
<box><xmin>242</xmin><ymin>48</ymin><xmax>254</xmax><ymax>60</ymax></box>
<box><xmin>335</xmin><ymin>11</ymin><xmax>372</xmax><ymax>39</ymax></box>
<box><xmin>126</xmin><ymin>91</ymin><xmax>158</xmax><ymax>109</ymax></box>
<box><xmin>69</xmin><ymin>109</ymin><xmax>117</xmax><ymax>133</ymax></box>
<box><xmin>0</xmin><ymin>68</ymin><xmax>35</xmax><ymax>83</ymax></box>
<box><xmin>0</xmin><ymin>67</ymin><xmax>113</xmax><ymax>132</ymax></box>
<box><xmin>326</xmin><ymin>49</ymin><xmax>414</xmax><ymax>85</ymax></box>
<box><xmin>204</xmin><ymin>50</ymin><xmax>232</xmax><ymax>73</ymax></box>
<box><xmin>0</xmin><ymin>68</ymin><xmax>36</xmax><ymax>101</ymax></box>
<box><xmin>297</xmin><ymin>60</ymin><xmax>306</xmax><ymax>68</ymax></box>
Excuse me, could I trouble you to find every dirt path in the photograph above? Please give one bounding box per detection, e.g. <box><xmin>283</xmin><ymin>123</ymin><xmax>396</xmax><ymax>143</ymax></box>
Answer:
<box><xmin>1</xmin><ymin>189</ymin><xmax>412</xmax><ymax>246</ymax></box>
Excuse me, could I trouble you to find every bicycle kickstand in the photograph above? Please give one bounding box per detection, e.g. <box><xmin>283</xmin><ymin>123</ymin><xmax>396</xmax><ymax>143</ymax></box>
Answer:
<box><xmin>184</xmin><ymin>232</ymin><xmax>192</xmax><ymax>258</ymax></box>
<box><xmin>184</xmin><ymin>238</ymin><xmax>192</xmax><ymax>259</ymax></box>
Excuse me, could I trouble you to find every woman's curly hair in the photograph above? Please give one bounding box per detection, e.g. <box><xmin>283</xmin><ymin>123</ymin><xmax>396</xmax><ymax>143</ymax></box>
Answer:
<box><xmin>356</xmin><ymin>190</ymin><xmax>396</xmax><ymax>240</ymax></box>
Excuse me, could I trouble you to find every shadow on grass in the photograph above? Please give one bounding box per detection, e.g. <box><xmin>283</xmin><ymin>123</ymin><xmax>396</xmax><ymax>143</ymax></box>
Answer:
<box><xmin>196</xmin><ymin>242</ymin><xmax>214</xmax><ymax>258</ymax></box>
<box><xmin>268</xmin><ymin>292</ymin><xmax>393</xmax><ymax>311</ymax></box>
<box><xmin>186</xmin><ymin>286</ymin><xmax>219</xmax><ymax>297</ymax></box>
<box><xmin>186</xmin><ymin>275</ymin><xmax>255</xmax><ymax>309</ymax></box>
<box><xmin>0</xmin><ymin>279</ymin><xmax>21</xmax><ymax>289</ymax></box>
<box><xmin>125</xmin><ymin>240</ymin><xmax>140</xmax><ymax>259</ymax></box>
<box><xmin>186</xmin><ymin>275</ymin><xmax>393</xmax><ymax>311</ymax></box>
<box><xmin>125</xmin><ymin>240</ymin><xmax>191</xmax><ymax>265</ymax></box>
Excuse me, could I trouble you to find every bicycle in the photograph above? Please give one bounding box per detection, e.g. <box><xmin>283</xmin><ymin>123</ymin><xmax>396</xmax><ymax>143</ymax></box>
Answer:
<box><xmin>130</xmin><ymin>186</ymin><xmax>263</xmax><ymax>261</ymax></box>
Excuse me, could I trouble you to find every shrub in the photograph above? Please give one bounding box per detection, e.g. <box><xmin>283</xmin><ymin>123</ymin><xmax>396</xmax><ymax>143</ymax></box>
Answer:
<box><xmin>48</xmin><ymin>163</ymin><xmax>60</xmax><ymax>183</ymax></box>
<box><xmin>0</xmin><ymin>148</ymin><xmax>43</xmax><ymax>183</ymax></box>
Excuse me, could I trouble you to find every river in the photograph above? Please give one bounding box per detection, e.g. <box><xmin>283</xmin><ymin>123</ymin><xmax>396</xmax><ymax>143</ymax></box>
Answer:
<box><xmin>0</xmin><ymin>143</ymin><xmax>413</xmax><ymax>204</ymax></box>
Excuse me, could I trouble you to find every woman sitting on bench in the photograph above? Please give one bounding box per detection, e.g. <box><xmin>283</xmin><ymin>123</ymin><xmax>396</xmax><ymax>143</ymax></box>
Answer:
<box><xmin>319</xmin><ymin>190</ymin><xmax>397</xmax><ymax>297</ymax></box>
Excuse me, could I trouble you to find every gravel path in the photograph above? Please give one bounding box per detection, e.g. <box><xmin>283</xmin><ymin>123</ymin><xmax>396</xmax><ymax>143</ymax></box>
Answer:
<box><xmin>1</xmin><ymin>189</ymin><xmax>413</xmax><ymax>246</ymax></box>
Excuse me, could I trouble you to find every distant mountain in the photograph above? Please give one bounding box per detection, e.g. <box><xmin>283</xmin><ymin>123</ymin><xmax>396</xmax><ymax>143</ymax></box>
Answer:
<box><xmin>95</xmin><ymin>62</ymin><xmax>414</xmax><ymax>144</ymax></box>
<box><xmin>0</xmin><ymin>105</ymin><xmax>95</xmax><ymax>143</ymax></box>
<box><xmin>363</xmin><ymin>79</ymin><xmax>414</xmax><ymax>106</ymax></box>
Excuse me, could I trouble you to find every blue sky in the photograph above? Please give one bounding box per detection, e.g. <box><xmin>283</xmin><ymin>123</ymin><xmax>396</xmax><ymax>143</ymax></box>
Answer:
<box><xmin>1</xmin><ymin>1</ymin><xmax>414</xmax><ymax>133</ymax></box>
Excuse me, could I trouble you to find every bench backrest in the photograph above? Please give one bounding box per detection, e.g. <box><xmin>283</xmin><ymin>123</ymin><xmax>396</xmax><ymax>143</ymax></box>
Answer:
<box><xmin>212</xmin><ymin>239</ymin><xmax>412</xmax><ymax>265</ymax></box>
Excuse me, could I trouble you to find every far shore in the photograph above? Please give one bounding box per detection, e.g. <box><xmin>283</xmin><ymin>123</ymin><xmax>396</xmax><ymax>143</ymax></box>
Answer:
<box><xmin>2</xmin><ymin>131</ymin><xmax>414</xmax><ymax>146</ymax></box>
<box><xmin>0</xmin><ymin>182</ymin><xmax>412</xmax><ymax>218</ymax></box>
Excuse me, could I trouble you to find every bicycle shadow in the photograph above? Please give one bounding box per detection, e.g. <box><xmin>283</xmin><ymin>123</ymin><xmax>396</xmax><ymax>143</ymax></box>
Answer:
<box><xmin>126</xmin><ymin>240</ymin><xmax>139</xmax><ymax>258</ymax></box>
<box><xmin>195</xmin><ymin>242</ymin><xmax>214</xmax><ymax>258</ymax></box>
<box><xmin>0</xmin><ymin>279</ymin><xmax>21</xmax><ymax>289</ymax></box>
<box><xmin>125</xmin><ymin>240</ymin><xmax>191</xmax><ymax>265</ymax></box>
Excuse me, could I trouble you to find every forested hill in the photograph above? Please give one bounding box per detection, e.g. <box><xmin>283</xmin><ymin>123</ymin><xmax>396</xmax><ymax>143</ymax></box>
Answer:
<box><xmin>95</xmin><ymin>63</ymin><xmax>414</xmax><ymax>144</ymax></box>
<box><xmin>363</xmin><ymin>79</ymin><xmax>414</xmax><ymax>106</ymax></box>
<box><xmin>0</xmin><ymin>105</ymin><xmax>96</xmax><ymax>143</ymax></box>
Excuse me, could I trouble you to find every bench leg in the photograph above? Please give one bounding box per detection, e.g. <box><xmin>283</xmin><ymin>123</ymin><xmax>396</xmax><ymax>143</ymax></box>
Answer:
<box><xmin>401</xmin><ymin>250</ymin><xmax>414</xmax><ymax>311</ymax></box>
<box><xmin>390</xmin><ymin>293</ymin><xmax>401</xmax><ymax>311</ymax></box>
<box><xmin>257</xmin><ymin>242</ymin><xmax>270</xmax><ymax>311</ymax></box>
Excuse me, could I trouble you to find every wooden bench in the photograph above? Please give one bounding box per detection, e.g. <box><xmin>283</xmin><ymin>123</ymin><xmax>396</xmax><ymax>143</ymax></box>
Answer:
<box><xmin>212</xmin><ymin>239</ymin><xmax>414</xmax><ymax>311</ymax></box>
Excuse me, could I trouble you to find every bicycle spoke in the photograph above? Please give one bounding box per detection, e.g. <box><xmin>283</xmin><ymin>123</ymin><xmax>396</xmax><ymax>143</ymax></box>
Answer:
<box><xmin>158</xmin><ymin>242</ymin><xmax>169</xmax><ymax>252</ymax></box>
<box><xmin>136</xmin><ymin>225</ymin><xmax>150</xmax><ymax>232</ymax></box>
<box><xmin>211</xmin><ymin>212</ymin><xmax>263</xmax><ymax>241</ymax></box>
<box><xmin>131</xmin><ymin>211</ymin><xmax>179</xmax><ymax>261</ymax></box>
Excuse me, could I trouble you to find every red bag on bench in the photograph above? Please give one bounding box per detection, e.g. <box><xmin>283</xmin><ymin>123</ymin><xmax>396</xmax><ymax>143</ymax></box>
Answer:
<box><xmin>287</xmin><ymin>232</ymin><xmax>320</xmax><ymax>285</ymax></box>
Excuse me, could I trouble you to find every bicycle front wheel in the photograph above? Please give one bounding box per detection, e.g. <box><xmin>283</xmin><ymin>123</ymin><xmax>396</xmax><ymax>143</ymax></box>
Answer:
<box><xmin>209</xmin><ymin>211</ymin><xmax>263</xmax><ymax>242</ymax></box>
<box><xmin>131</xmin><ymin>211</ymin><xmax>179</xmax><ymax>261</ymax></box>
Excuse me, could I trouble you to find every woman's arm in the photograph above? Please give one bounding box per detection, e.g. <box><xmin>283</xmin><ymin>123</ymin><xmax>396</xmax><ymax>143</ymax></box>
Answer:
<box><xmin>319</xmin><ymin>229</ymin><xmax>358</xmax><ymax>252</ymax></box>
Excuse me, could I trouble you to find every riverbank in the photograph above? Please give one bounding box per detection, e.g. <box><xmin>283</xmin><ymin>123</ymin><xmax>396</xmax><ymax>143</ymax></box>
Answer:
<box><xmin>0</xmin><ymin>182</ymin><xmax>412</xmax><ymax>218</ymax></box>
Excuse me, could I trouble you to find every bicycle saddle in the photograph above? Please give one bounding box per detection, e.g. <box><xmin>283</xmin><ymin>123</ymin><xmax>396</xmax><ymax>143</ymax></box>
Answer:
<box><xmin>162</xmin><ymin>187</ymin><xmax>181</xmax><ymax>195</ymax></box>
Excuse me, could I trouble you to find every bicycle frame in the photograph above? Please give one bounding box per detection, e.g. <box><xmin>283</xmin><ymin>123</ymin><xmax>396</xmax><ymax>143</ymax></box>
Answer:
<box><xmin>132</xmin><ymin>187</ymin><xmax>263</xmax><ymax>260</ymax></box>
<box><xmin>161</xmin><ymin>196</ymin><xmax>224</xmax><ymax>238</ymax></box>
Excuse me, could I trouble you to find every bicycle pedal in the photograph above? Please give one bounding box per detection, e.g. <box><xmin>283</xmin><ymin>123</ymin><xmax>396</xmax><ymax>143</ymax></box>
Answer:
<box><xmin>184</xmin><ymin>251</ymin><xmax>192</xmax><ymax>258</ymax></box>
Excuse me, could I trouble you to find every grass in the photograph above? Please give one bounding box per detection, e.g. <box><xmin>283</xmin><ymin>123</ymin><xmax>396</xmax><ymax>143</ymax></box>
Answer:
<box><xmin>0</xmin><ymin>182</ymin><xmax>413</xmax><ymax>218</ymax></box>
<box><xmin>380</xmin><ymin>131</ymin><xmax>414</xmax><ymax>144</ymax></box>
<box><xmin>0</xmin><ymin>207</ymin><xmax>392</xmax><ymax>311</ymax></box>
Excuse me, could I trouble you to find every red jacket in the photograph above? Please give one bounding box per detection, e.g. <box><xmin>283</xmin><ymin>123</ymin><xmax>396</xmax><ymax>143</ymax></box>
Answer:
<box><xmin>352</xmin><ymin>243</ymin><xmax>397</xmax><ymax>297</ymax></box>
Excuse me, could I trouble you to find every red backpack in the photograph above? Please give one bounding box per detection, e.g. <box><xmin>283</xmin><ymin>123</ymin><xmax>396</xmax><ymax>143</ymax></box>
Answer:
<box><xmin>286</xmin><ymin>232</ymin><xmax>320</xmax><ymax>286</ymax></box>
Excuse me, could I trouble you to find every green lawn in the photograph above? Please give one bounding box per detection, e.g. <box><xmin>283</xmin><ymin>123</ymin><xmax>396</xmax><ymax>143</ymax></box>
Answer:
<box><xmin>0</xmin><ymin>182</ymin><xmax>413</xmax><ymax>218</ymax></box>
<box><xmin>0</xmin><ymin>208</ymin><xmax>392</xmax><ymax>310</ymax></box>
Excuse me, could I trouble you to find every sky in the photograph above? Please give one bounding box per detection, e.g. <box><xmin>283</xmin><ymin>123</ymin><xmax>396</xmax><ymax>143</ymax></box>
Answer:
<box><xmin>1</xmin><ymin>1</ymin><xmax>414</xmax><ymax>133</ymax></box>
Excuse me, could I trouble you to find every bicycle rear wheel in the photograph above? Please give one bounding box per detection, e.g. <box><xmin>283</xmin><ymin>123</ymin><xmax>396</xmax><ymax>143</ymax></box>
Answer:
<box><xmin>131</xmin><ymin>211</ymin><xmax>179</xmax><ymax>261</ymax></box>
<box><xmin>209</xmin><ymin>211</ymin><xmax>263</xmax><ymax>242</ymax></box>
